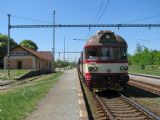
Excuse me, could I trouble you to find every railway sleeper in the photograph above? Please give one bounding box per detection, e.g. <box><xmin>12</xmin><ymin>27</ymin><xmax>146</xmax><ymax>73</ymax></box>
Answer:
<box><xmin>108</xmin><ymin>106</ymin><xmax>133</xmax><ymax>110</ymax></box>
<box><xmin>114</xmin><ymin>112</ymin><xmax>144</xmax><ymax>117</ymax></box>
<box><xmin>110</xmin><ymin>109</ymin><xmax>137</xmax><ymax>113</ymax></box>
<box><xmin>115</xmin><ymin>116</ymin><xmax>150</xmax><ymax>120</ymax></box>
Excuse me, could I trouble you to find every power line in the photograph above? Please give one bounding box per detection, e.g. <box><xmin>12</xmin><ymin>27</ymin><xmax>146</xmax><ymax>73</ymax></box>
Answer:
<box><xmin>95</xmin><ymin>0</ymin><xmax>110</xmax><ymax>25</ymax></box>
<box><xmin>113</xmin><ymin>1</ymin><xmax>160</xmax><ymax>32</ymax></box>
<box><xmin>92</xmin><ymin>0</ymin><xmax>105</xmax><ymax>25</ymax></box>
<box><xmin>12</xmin><ymin>15</ymin><xmax>51</xmax><ymax>24</ymax></box>
<box><xmin>122</xmin><ymin>14</ymin><xmax>160</xmax><ymax>24</ymax></box>
<box><xmin>86</xmin><ymin>0</ymin><xmax>110</xmax><ymax>38</ymax></box>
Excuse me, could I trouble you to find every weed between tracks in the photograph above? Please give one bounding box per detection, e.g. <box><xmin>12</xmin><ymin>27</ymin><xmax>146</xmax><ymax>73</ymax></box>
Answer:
<box><xmin>0</xmin><ymin>72</ymin><xmax>63</xmax><ymax>120</ymax></box>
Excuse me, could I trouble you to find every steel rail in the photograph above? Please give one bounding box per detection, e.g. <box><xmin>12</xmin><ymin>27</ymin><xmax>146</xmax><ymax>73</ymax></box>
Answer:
<box><xmin>93</xmin><ymin>92</ymin><xmax>160</xmax><ymax>120</ymax></box>
<box><xmin>119</xmin><ymin>93</ymin><xmax>160</xmax><ymax>120</ymax></box>
<box><xmin>93</xmin><ymin>92</ymin><xmax>115</xmax><ymax>120</ymax></box>
<box><xmin>78</xmin><ymin>70</ymin><xmax>160</xmax><ymax>120</ymax></box>
<box><xmin>128</xmin><ymin>79</ymin><xmax>160</xmax><ymax>96</ymax></box>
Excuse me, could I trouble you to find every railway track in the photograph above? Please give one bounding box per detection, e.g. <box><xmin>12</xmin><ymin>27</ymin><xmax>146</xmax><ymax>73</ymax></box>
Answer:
<box><xmin>128</xmin><ymin>79</ymin><xmax>160</xmax><ymax>96</ymax></box>
<box><xmin>0</xmin><ymin>75</ymin><xmax>43</xmax><ymax>90</ymax></box>
<box><xmin>93</xmin><ymin>92</ymin><xmax>159</xmax><ymax>120</ymax></box>
<box><xmin>78</xmin><ymin>73</ymin><xmax>160</xmax><ymax>120</ymax></box>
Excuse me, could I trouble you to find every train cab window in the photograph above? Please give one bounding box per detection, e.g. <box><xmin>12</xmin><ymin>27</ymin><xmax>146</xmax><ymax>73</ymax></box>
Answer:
<box><xmin>100</xmin><ymin>47</ymin><xmax>110</xmax><ymax>60</ymax></box>
<box><xmin>85</xmin><ymin>47</ymin><xmax>98</xmax><ymax>60</ymax></box>
<box><xmin>100</xmin><ymin>47</ymin><xmax>118</xmax><ymax>60</ymax></box>
<box><xmin>119</xmin><ymin>47</ymin><xmax>127</xmax><ymax>60</ymax></box>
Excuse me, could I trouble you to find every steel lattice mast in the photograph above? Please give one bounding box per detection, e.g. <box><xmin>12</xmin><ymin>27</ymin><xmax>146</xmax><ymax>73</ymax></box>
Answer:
<box><xmin>10</xmin><ymin>24</ymin><xmax>160</xmax><ymax>28</ymax></box>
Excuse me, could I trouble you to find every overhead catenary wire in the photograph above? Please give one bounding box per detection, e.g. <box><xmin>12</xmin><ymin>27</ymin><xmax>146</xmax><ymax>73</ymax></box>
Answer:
<box><xmin>122</xmin><ymin>14</ymin><xmax>160</xmax><ymax>24</ymax></box>
<box><xmin>86</xmin><ymin>0</ymin><xmax>105</xmax><ymax>39</ymax></box>
<box><xmin>12</xmin><ymin>15</ymin><xmax>51</xmax><ymax>24</ymax></box>
<box><xmin>113</xmin><ymin>1</ymin><xmax>160</xmax><ymax>32</ymax></box>
<box><xmin>86</xmin><ymin>0</ymin><xmax>110</xmax><ymax>38</ymax></box>
<box><xmin>92</xmin><ymin>0</ymin><xmax>106</xmax><ymax>25</ymax></box>
<box><xmin>94</xmin><ymin>0</ymin><xmax>110</xmax><ymax>25</ymax></box>
<box><xmin>92</xmin><ymin>0</ymin><xmax>110</xmax><ymax>32</ymax></box>
<box><xmin>115</xmin><ymin>2</ymin><xmax>160</xmax><ymax>41</ymax></box>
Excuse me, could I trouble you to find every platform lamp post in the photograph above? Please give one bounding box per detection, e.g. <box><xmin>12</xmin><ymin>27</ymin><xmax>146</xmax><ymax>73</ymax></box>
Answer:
<box><xmin>7</xmin><ymin>14</ymin><xmax>11</xmax><ymax>78</ymax></box>
<box><xmin>73</xmin><ymin>38</ymin><xmax>86</xmax><ymax>41</ymax></box>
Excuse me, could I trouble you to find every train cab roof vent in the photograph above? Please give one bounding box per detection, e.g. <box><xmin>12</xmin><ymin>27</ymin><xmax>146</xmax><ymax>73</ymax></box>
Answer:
<box><xmin>99</xmin><ymin>31</ymin><xmax>117</xmax><ymax>44</ymax></box>
<box><xmin>97</xmin><ymin>30</ymin><xmax>114</xmax><ymax>35</ymax></box>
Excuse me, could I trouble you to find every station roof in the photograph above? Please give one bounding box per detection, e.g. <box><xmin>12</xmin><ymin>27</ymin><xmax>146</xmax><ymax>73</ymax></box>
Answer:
<box><xmin>9</xmin><ymin>46</ymin><xmax>54</xmax><ymax>61</ymax></box>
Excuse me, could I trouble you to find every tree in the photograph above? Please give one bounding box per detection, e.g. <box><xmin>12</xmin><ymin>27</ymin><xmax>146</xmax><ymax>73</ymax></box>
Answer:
<box><xmin>54</xmin><ymin>60</ymin><xmax>76</xmax><ymax>68</ymax></box>
<box><xmin>129</xmin><ymin>43</ymin><xmax>160</xmax><ymax>66</ymax></box>
<box><xmin>0</xmin><ymin>34</ymin><xmax>17</xmax><ymax>69</ymax></box>
<box><xmin>0</xmin><ymin>34</ymin><xmax>17</xmax><ymax>57</ymax></box>
<box><xmin>135</xmin><ymin>43</ymin><xmax>143</xmax><ymax>53</ymax></box>
<box><xmin>19</xmin><ymin>40</ymin><xmax>38</xmax><ymax>51</ymax></box>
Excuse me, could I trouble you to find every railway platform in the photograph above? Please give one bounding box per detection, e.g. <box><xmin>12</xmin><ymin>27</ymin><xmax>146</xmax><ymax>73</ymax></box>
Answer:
<box><xmin>129</xmin><ymin>73</ymin><xmax>160</xmax><ymax>85</ymax></box>
<box><xmin>26</xmin><ymin>68</ymin><xmax>88</xmax><ymax>120</ymax></box>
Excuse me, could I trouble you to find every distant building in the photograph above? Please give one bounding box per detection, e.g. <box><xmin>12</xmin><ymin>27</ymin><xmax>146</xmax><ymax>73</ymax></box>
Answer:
<box><xmin>4</xmin><ymin>46</ymin><xmax>54</xmax><ymax>70</ymax></box>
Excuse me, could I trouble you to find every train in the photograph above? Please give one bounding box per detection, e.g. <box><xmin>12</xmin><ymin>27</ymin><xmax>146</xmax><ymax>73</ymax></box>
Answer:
<box><xmin>77</xmin><ymin>30</ymin><xmax>129</xmax><ymax>91</ymax></box>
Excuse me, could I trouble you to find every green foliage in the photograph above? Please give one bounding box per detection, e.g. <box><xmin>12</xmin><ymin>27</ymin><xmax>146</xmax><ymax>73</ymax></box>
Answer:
<box><xmin>0</xmin><ymin>72</ymin><xmax>62</xmax><ymax>120</ymax></box>
<box><xmin>129</xmin><ymin>65</ymin><xmax>160</xmax><ymax>76</ymax></box>
<box><xmin>0</xmin><ymin>34</ymin><xmax>17</xmax><ymax>68</ymax></box>
<box><xmin>54</xmin><ymin>60</ymin><xmax>76</xmax><ymax>68</ymax></box>
<box><xmin>19</xmin><ymin>40</ymin><xmax>38</xmax><ymax>51</ymax></box>
<box><xmin>0</xmin><ymin>34</ymin><xmax>17</xmax><ymax>57</ymax></box>
<box><xmin>128</xmin><ymin>43</ymin><xmax>160</xmax><ymax>65</ymax></box>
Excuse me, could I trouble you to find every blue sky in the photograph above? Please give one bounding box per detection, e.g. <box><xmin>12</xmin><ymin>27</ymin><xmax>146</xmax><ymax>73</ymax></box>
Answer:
<box><xmin>0</xmin><ymin>0</ymin><xmax>160</xmax><ymax>61</ymax></box>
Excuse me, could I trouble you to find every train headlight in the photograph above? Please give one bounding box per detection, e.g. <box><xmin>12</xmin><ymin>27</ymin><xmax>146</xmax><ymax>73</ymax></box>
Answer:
<box><xmin>120</xmin><ymin>66</ymin><xmax>128</xmax><ymax>71</ymax></box>
<box><xmin>93</xmin><ymin>66</ymin><xmax>98</xmax><ymax>71</ymax></box>
<box><xmin>88</xmin><ymin>66</ymin><xmax>98</xmax><ymax>71</ymax></box>
<box><xmin>124</xmin><ymin>66</ymin><xmax>128</xmax><ymax>70</ymax></box>
<box><xmin>120</xmin><ymin>66</ymin><xmax>124</xmax><ymax>71</ymax></box>
<box><xmin>88</xmin><ymin>67</ymin><xmax>93</xmax><ymax>71</ymax></box>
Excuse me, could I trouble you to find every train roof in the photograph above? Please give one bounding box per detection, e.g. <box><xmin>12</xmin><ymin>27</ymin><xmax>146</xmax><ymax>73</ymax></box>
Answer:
<box><xmin>85</xmin><ymin>30</ymin><xmax>127</xmax><ymax>47</ymax></box>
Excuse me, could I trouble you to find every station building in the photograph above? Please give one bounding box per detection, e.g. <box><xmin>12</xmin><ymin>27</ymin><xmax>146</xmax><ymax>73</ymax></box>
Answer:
<box><xmin>4</xmin><ymin>46</ymin><xmax>53</xmax><ymax>70</ymax></box>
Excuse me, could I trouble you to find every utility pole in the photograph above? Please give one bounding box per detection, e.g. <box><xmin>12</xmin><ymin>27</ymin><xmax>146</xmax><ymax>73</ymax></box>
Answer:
<box><xmin>67</xmin><ymin>46</ymin><xmax>69</xmax><ymax>62</ymax></box>
<box><xmin>58</xmin><ymin>52</ymin><xmax>60</xmax><ymax>60</ymax></box>
<box><xmin>8</xmin><ymin>14</ymin><xmax>11</xmax><ymax>78</ymax></box>
<box><xmin>64</xmin><ymin>37</ymin><xmax>65</xmax><ymax>61</ymax></box>
<box><xmin>53</xmin><ymin>10</ymin><xmax>55</xmax><ymax>60</ymax></box>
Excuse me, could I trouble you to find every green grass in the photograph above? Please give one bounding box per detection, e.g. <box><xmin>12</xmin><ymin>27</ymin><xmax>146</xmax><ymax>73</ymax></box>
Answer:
<box><xmin>129</xmin><ymin>65</ymin><xmax>160</xmax><ymax>76</ymax></box>
<box><xmin>0</xmin><ymin>72</ymin><xmax>63</xmax><ymax>120</ymax></box>
<box><xmin>129</xmin><ymin>69</ymin><xmax>160</xmax><ymax>76</ymax></box>
<box><xmin>0</xmin><ymin>69</ymin><xmax>30</xmax><ymax>80</ymax></box>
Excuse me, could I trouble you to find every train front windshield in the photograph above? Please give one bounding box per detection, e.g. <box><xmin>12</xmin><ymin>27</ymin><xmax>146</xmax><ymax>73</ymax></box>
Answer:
<box><xmin>85</xmin><ymin>47</ymin><xmax>127</xmax><ymax>60</ymax></box>
<box><xmin>85</xmin><ymin>47</ymin><xmax>99</xmax><ymax>60</ymax></box>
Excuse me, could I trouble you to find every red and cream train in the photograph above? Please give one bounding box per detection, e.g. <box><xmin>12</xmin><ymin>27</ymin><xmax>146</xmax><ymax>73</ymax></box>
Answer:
<box><xmin>77</xmin><ymin>30</ymin><xmax>129</xmax><ymax>91</ymax></box>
